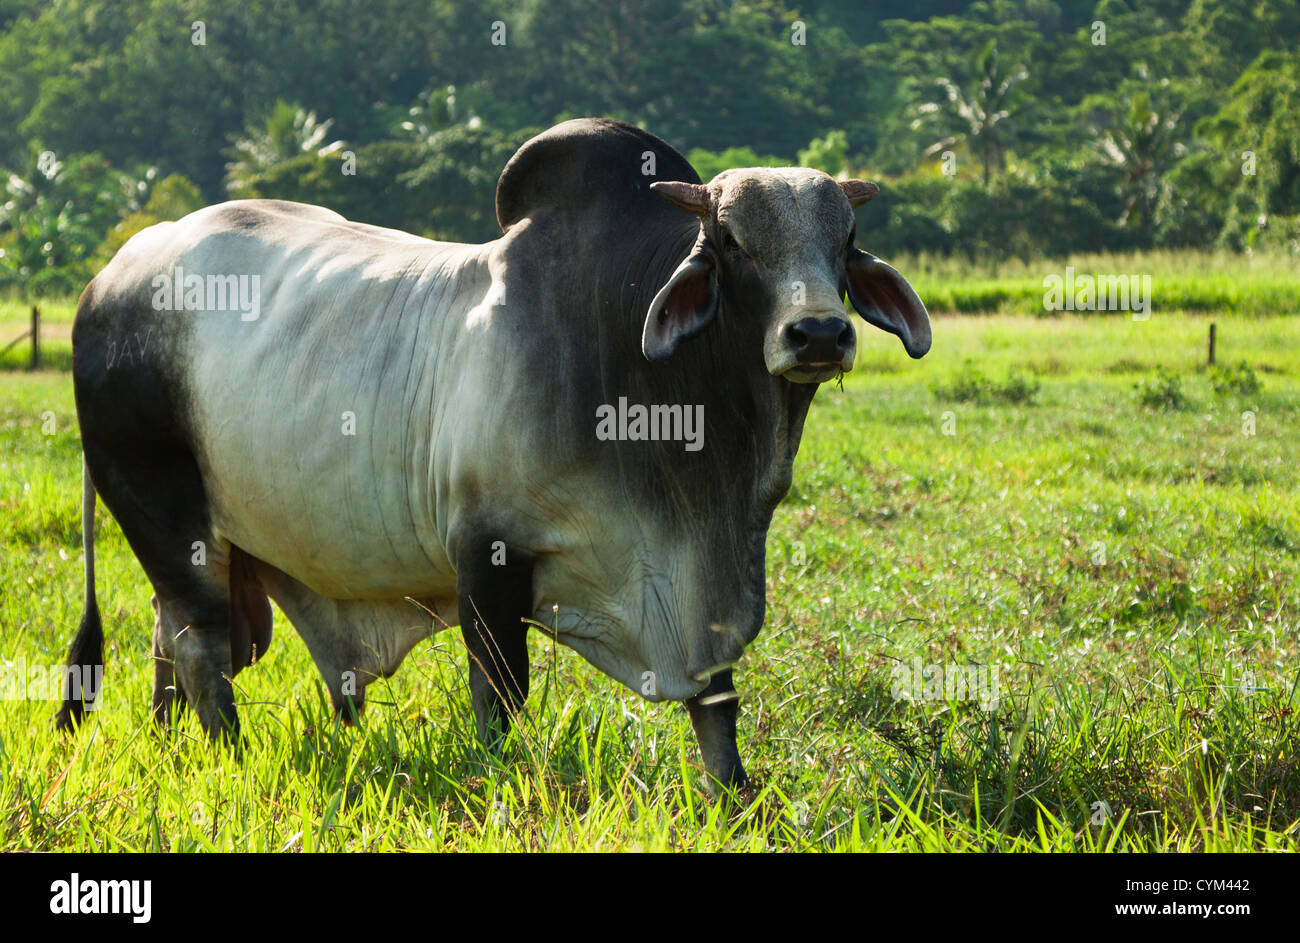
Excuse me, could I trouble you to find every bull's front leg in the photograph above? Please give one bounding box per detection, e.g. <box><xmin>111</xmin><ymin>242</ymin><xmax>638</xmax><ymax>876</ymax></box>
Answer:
<box><xmin>457</xmin><ymin>540</ymin><xmax>533</xmax><ymax>744</ymax></box>
<box><xmin>685</xmin><ymin>668</ymin><xmax>749</xmax><ymax>792</ymax></box>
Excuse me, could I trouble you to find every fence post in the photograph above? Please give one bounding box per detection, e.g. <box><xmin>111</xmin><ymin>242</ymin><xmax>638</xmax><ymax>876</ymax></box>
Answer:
<box><xmin>29</xmin><ymin>304</ymin><xmax>40</xmax><ymax>370</ymax></box>
<box><xmin>1207</xmin><ymin>322</ymin><xmax>1216</xmax><ymax>367</ymax></box>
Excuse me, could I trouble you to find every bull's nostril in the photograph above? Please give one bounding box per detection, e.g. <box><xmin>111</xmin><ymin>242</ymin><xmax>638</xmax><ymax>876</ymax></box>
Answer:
<box><xmin>790</xmin><ymin>316</ymin><xmax>850</xmax><ymax>364</ymax></box>
<box><xmin>836</xmin><ymin>321</ymin><xmax>853</xmax><ymax>352</ymax></box>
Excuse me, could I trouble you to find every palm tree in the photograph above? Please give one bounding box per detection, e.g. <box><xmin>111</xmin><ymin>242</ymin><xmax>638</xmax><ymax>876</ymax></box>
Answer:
<box><xmin>0</xmin><ymin>149</ymin><xmax>150</xmax><ymax>296</ymax></box>
<box><xmin>224</xmin><ymin>101</ymin><xmax>345</xmax><ymax>193</ymax></box>
<box><xmin>396</xmin><ymin>84</ymin><xmax>482</xmax><ymax>146</ymax></box>
<box><xmin>1089</xmin><ymin>89</ymin><xmax>1187</xmax><ymax>230</ymax></box>
<box><xmin>911</xmin><ymin>39</ymin><xmax>1033</xmax><ymax>188</ymax></box>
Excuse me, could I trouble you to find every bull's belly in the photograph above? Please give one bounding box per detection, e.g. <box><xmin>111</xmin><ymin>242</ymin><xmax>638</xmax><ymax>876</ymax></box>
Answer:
<box><xmin>221</xmin><ymin>519</ymin><xmax>452</xmax><ymax>600</ymax></box>
<box><xmin>198</xmin><ymin>444</ymin><xmax>455</xmax><ymax>601</ymax></box>
<box><xmin>212</xmin><ymin>504</ymin><xmax>454</xmax><ymax>600</ymax></box>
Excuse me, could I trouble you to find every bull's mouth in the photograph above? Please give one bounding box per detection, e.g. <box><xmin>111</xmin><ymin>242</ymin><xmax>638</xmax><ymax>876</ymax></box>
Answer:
<box><xmin>781</xmin><ymin>362</ymin><xmax>848</xmax><ymax>384</ymax></box>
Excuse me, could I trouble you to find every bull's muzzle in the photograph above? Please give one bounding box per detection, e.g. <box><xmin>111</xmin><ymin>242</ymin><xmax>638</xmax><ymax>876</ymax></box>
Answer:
<box><xmin>787</xmin><ymin>315</ymin><xmax>853</xmax><ymax>363</ymax></box>
<box><xmin>776</xmin><ymin>313</ymin><xmax>855</xmax><ymax>383</ymax></box>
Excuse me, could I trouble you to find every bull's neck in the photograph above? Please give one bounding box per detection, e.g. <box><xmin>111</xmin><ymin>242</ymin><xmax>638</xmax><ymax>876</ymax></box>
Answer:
<box><xmin>605</xmin><ymin>221</ymin><xmax>817</xmax><ymax>532</ymax></box>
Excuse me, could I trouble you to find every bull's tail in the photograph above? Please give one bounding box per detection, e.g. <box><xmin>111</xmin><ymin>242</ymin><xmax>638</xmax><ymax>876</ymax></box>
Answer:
<box><xmin>55</xmin><ymin>458</ymin><xmax>103</xmax><ymax>731</ymax></box>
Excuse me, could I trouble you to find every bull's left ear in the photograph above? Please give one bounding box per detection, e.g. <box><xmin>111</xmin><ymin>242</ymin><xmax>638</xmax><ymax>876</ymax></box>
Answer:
<box><xmin>844</xmin><ymin>249</ymin><xmax>931</xmax><ymax>359</ymax></box>
<box><xmin>643</xmin><ymin>241</ymin><xmax>719</xmax><ymax>362</ymax></box>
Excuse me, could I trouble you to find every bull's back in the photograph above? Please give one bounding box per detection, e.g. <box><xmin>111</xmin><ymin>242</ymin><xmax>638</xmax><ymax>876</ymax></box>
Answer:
<box><xmin>76</xmin><ymin>200</ymin><xmax>492</xmax><ymax>600</ymax></box>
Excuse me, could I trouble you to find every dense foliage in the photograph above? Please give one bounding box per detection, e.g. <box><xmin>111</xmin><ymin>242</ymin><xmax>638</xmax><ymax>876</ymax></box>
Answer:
<box><xmin>1</xmin><ymin>0</ymin><xmax>1298</xmax><ymax>293</ymax></box>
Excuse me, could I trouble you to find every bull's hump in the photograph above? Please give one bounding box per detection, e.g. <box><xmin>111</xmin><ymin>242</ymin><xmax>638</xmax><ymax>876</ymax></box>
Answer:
<box><xmin>494</xmin><ymin>118</ymin><xmax>700</xmax><ymax>232</ymax></box>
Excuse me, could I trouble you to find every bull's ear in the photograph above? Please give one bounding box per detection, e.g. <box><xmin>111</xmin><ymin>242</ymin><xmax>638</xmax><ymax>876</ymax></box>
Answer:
<box><xmin>643</xmin><ymin>245</ymin><xmax>719</xmax><ymax>362</ymax></box>
<box><xmin>844</xmin><ymin>249</ymin><xmax>931</xmax><ymax>359</ymax></box>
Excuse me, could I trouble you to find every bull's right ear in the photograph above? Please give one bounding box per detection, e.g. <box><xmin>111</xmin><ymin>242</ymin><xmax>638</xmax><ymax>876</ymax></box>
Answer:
<box><xmin>643</xmin><ymin>243</ymin><xmax>718</xmax><ymax>362</ymax></box>
<box><xmin>845</xmin><ymin>249</ymin><xmax>932</xmax><ymax>359</ymax></box>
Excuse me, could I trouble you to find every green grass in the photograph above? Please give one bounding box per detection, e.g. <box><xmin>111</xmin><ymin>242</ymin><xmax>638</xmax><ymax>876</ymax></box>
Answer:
<box><xmin>892</xmin><ymin>249</ymin><xmax>1300</xmax><ymax>316</ymax></box>
<box><xmin>2</xmin><ymin>307</ymin><xmax>1299</xmax><ymax>851</ymax></box>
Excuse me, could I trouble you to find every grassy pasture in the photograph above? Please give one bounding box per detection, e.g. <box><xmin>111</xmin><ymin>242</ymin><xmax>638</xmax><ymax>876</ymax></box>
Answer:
<box><xmin>1</xmin><ymin>293</ymin><xmax>1298</xmax><ymax>851</ymax></box>
<box><xmin>898</xmin><ymin>248</ymin><xmax>1300</xmax><ymax>316</ymax></box>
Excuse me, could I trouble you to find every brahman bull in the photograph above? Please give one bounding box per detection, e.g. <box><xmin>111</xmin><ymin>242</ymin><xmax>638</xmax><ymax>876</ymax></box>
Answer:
<box><xmin>57</xmin><ymin>118</ymin><xmax>929</xmax><ymax>789</ymax></box>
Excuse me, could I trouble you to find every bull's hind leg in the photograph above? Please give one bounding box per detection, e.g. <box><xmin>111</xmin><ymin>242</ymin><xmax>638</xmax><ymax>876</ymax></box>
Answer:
<box><xmin>79</xmin><ymin>426</ymin><xmax>243</xmax><ymax>739</ymax></box>
<box><xmin>75</xmin><ymin>288</ymin><xmax>268</xmax><ymax>743</ymax></box>
<box><xmin>150</xmin><ymin>593</ymin><xmax>184</xmax><ymax>727</ymax></box>
<box><xmin>168</xmin><ymin>604</ymin><xmax>240</xmax><ymax>741</ymax></box>
<box><xmin>136</xmin><ymin>588</ymin><xmax>237</xmax><ymax>740</ymax></box>
<box><xmin>456</xmin><ymin>539</ymin><xmax>534</xmax><ymax>743</ymax></box>
<box><xmin>140</xmin><ymin>563</ymin><xmax>238</xmax><ymax>741</ymax></box>
<box><xmin>106</xmin><ymin>538</ymin><xmax>241</xmax><ymax>740</ymax></box>
<box><xmin>149</xmin><ymin>548</ymin><xmax>271</xmax><ymax>737</ymax></box>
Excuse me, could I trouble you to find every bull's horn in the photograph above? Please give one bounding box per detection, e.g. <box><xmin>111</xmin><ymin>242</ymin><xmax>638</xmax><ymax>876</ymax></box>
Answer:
<box><xmin>651</xmin><ymin>181</ymin><xmax>709</xmax><ymax>217</ymax></box>
<box><xmin>838</xmin><ymin>179</ymin><xmax>880</xmax><ymax>208</ymax></box>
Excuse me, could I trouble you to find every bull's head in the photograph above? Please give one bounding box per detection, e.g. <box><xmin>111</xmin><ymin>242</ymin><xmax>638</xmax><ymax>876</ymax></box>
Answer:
<box><xmin>642</xmin><ymin>169</ymin><xmax>930</xmax><ymax>379</ymax></box>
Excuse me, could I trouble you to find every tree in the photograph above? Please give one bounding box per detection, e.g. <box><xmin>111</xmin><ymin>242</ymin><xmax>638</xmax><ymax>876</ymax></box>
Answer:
<box><xmin>399</xmin><ymin>124</ymin><xmax>539</xmax><ymax>242</ymax></box>
<box><xmin>0</xmin><ymin>147</ymin><xmax>147</xmax><ymax>296</ymax></box>
<box><xmin>94</xmin><ymin>174</ymin><xmax>205</xmax><ymax>268</ymax></box>
<box><xmin>1195</xmin><ymin>49</ymin><xmax>1300</xmax><ymax>248</ymax></box>
<box><xmin>798</xmin><ymin>131</ymin><xmax>850</xmax><ymax>178</ymax></box>
<box><xmin>395</xmin><ymin>84</ymin><xmax>485</xmax><ymax>144</ymax></box>
<box><xmin>910</xmin><ymin>39</ymin><xmax>1034</xmax><ymax>188</ymax></box>
<box><xmin>688</xmin><ymin>146</ymin><xmax>783</xmax><ymax>181</ymax></box>
<box><xmin>1081</xmin><ymin>83</ymin><xmax>1190</xmax><ymax>232</ymax></box>
<box><xmin>1182</xmin><ymin>0</ymin><xmax>1300</xmax><ymax>88</ymax></box>
<box><xmin>224</xmin><ymin>101</ymin><xmax>346</xmax><ymax>195</ymax></box>
<box><xmin>233</xmin><ymin>141</ymin><xmax>434</xmax><ymax>236</ymax></box>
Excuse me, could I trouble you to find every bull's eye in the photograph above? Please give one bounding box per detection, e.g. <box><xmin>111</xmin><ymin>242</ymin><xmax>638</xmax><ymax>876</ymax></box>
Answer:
<box><xmin>721</xmin><ymin>228</ymin><xmax>743</xmax><ymax>256</ymax></box>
